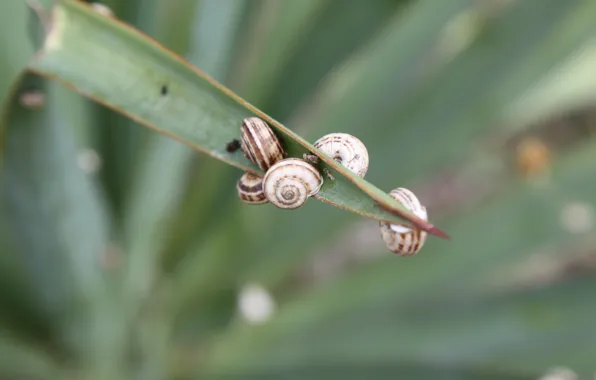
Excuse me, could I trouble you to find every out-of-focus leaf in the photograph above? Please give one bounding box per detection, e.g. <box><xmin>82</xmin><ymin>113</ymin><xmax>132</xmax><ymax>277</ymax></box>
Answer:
<box><xmin>502</xmin><ymin>40</ymin><xmax>596</xmax><ymax>132</ymax></box>
<box><xmin>1</xmin><ymin>75</ymin><xmax>111</xmax><ymax>316</ymax></box>
<box><xmin>206</xmin><ymin>273</ymin><xmax>596</xmax><ymax>377</ymax></box>
<box><xmin>202</xmin><ymin>135</ymin><xmax>596</xmax><ymax>372</ymax></box>
<box><xmin>295</xmin><ymin>0</ymin><xmax>596</xmax><ymax>189</ymax></box>
<box><xmin>239</xmin><ymin>0</ymin><xmax>596</xmax><ymax>290</ymax></box>
<box><xmin>200</xmin><ymin>364</ymin><xmax>534</xmax><ymax>380</ymax></box>
<box><xmin>0</xmin><ymin>1</ymin><xmax>34</xmax><ymax>101</ymax></box>
<box><xmin>260</xmin><ymin>0</ymin><xmax>411</xmax><ymax>120</ymax></box>
<box><xmin>0</xmin><ymin>331</ymin><xmax>61</xmax><ymax>379</ymax></box>
<box><xmin>229</xmin><ymin>0</ymin><xmax>330</xmax><ymax>105</ymax></box>
<box><xmin>0</xmin><ymin>196</ymin><xmax>56</xmax><ymax>348</ymax></box>
<box><xmin>0</xmin><ymin>74</ymin><xmax>125</xmax><ymax>376</ymax></box>
<box><xmin>27</xmin><ymin>0</ymin><xmax>446</xmax><ymax>236</ymax></box>
<box><xmin>0</xmin><ymin>0</ymin><xmax>35</xmax><ymax>152</ymax></box>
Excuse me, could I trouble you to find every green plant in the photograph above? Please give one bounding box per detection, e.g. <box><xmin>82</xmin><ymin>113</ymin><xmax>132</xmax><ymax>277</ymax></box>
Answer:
<box><xmin>2</xmin><ymin>0</ymin><xmax>596</xmax><ymax>379</ymax></box>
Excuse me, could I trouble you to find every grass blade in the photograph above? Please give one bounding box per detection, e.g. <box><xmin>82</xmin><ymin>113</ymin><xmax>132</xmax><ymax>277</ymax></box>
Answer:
<box><xmin>0</xmin><ymin>74</ymin><xmax>127</xmax><ymax>377</ymax></box>
<box><xmin>201</xmin><ymin>364</ymin><xmax>534</xmax><ymax>380</ymax></box>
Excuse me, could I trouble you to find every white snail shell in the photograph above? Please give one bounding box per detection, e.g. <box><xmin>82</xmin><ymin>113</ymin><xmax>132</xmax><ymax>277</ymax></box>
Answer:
<box><xmin>379</xmin><ymin>187</ymin><xmax>428</xmax><ymax>256</ymax></box>
<box><xmin>237</xmin><ymin>172</ymin><xmax>268</xmax><ymax>204</ymax></box>
<box><xmin>241</xmin><ymin>117</ymin><xmax>286</xmax><ymax>171</ymax></box>
<box><xmin>263</xmin><ymin>158</ymin><xmax>323</xmax><ymax>210</ymax></box>
<box><xmin>91</xmin><ymin>3</ymin><xmax>114</xmax><ymax>17</ymax></box>
<box><xmin>313</xmin><ymin>133</ymin><xmax>369</xmax><ymax>178</ymax></box>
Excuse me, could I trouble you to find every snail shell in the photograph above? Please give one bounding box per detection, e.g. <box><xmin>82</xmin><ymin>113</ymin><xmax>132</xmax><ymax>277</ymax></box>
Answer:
<box><xmin>237</xmin><ymin>172</ymin><xmax>268</xmax><ymax>204</ymax></box>
<box><xmin>312</xmin><ymin>133</ymin><xmax>369</xmax><ymax>178</ymax></box>
<box><xmin>379</xmin><ymin>187</ymin><xmax>428</xmax><ymax>256</ymax></box>
<box><xmin>263</xmin><ymin>158</ymin><xmax>323</xmax><ymax>210</ymax></box>
<box><xmin>241</xmin><ymin>117</ymin><xmax>286</xmax><ymax>171</ymax></box>
<box><xmin>91</xmin><ymin>2</ymin><xmax>114</xmax><ymax>17</ymax></box>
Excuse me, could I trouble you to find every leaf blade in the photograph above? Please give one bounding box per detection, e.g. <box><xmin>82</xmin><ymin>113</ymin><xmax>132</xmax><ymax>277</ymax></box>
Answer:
<box><xmin>28</xmin><ymin>0</ymin><xmax>447</xmax><ymax>237</ymax></box>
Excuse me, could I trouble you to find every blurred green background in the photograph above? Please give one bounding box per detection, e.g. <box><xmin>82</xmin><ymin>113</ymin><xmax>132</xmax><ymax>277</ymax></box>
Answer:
<box><xmin>2</xmin><ymin>0</ymin><xmax>596</xmax><ymax>379</ymax></box>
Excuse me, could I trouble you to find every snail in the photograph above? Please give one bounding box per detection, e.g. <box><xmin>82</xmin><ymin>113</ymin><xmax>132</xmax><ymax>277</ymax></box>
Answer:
<box><xmin>241</xmin><ymin>117</ymin><xmax>286</xmax><ymax>171</ymax></box>
<box><xmin>379</xmin><ymin>187</ymin><xmax>428</xmax><ymax>256</ymax></box>
<box><xmin>237</xmin><ymin>172</ymin><xmax>268</xmax><ymax>204</ymax></box>
<box><xmin>304</xmin><ymin>133</ymin><xmax>369</xmax><ymax>178</ymax></box>
<box><xmin>263</xmin><ymin>158</ymin><xmax>323</xmax><ymax>210</ymax></box>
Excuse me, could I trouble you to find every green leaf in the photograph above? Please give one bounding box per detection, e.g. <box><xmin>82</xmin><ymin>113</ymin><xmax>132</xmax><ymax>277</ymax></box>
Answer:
<box><xmin>0</xmin><ymin>330</ymin><xmax>61</xmax><ymax>379</ymax></box>
<box><xmin>26</xmin><ymin>0</ymin><xmax>447</xmax><ymax>237</ymax></box>
<box><xmin>0</xmin><ymin>0</ymin><xmax>36</xmax><ymax>154</ymax></box>
<box><xmin>200</xmin><ymin>364</ymin><xmax>534</xmax><ymax>380</ymax></box>
<box><xmin>213</xmin><ymin>274</ymin><xmax>596</xmax><ymax>377</ymax></box>
<box><xmin>0</xmin><ymin>199</ymin><xmax>56</xmax><ymax>349</ymax></box>
<box><xmin>294</xmin><ymin>0</ymin><xmax>596</xmax><ymax>190</ymax></box>
<box><xmin>0</xmin><ymin>74</ymin><xmax>127</xmax><ymax>376</ymax></box>
<box><xmin>0</xmin><ymin>1</ymin><xmax>34</xmax><ymax>101</ymax></box>
<box><xmin>1</xmin><ymin>75</ymin><xmax>111</xmax><ymax>313</ymax></box>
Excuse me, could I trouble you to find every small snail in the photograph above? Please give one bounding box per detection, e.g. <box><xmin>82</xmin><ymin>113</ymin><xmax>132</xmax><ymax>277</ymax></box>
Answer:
<box><xmin>379</xmin><ymin>187</ymin><xmax>428</xmax><ymax>256</ymax></box>
<box><xmin>263</xmin><ymin>158</ymin><xmax>323</xmax><ymax>210</ymax></box>
<box><xmin>305</xmin><ymin>133</ymin><xmax>369</xmax><ymax>178</ymax></box>
<box><xmin>241</xmin><ymin>117</ymin><xmax>286</xmax><ymax>171</ymax></box>
<box><xmin>237</xmin><ymin>172</ymin><xmax>268</xmax><ymax>204</ymax></box>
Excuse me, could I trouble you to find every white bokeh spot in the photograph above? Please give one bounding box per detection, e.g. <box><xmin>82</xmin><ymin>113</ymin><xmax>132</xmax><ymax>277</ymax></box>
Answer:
<box><xmin>539</xmin><ymin>367</ymin><xmax>577</xmax><ymax>380</ymax></box>
<box><xmin>77</xmin><ymin>149</ymin><xmax>102</xmax><ymax>174</ymax></box>
<box><xmin>560</xmin><ymin>202</ymin><xmax>594</xmax><ymax>234</ymax></box>
<box><xmin>238</xmin><ymin>283</ymin><xmax>275</xmax><ymax>325</ymax></box>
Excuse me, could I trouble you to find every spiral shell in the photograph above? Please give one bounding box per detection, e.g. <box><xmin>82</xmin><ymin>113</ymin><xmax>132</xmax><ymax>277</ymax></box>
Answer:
<box><xmin>241</xmin><ymin>117</ymin><xmax>286</xmax><ymax>171</ymax></box>
<box><xmin>379</xmin><ymin>187</ymin><xmax>428</xmax><ymax>256</ymax></box>
<box><xmin>237</xmin><ymin>172</ymin><xmax>268</xmax><ymax>204</ymax></box>
<box><xmin>263</xmin><ymin>158</ymin><xmax>323</xmax><ymax>210</ymax></box>
<box><xmin>313</xmin><ymin>133</ymin><xmax>369</xmax><ymax>178</ymax></box>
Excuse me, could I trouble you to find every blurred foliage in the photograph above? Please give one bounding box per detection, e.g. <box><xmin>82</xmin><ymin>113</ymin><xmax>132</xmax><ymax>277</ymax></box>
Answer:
<box><xmin>2</xmin><ymin>0</ymin><xmax>596</xmax><ymax>379</ymax></box>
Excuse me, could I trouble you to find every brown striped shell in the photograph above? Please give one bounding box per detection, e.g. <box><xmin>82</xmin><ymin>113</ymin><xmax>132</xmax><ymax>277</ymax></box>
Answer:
<box><xmin>263</xmin><ymin>158</ymin><xmax>323</xmax><ymax>210</ymax></box>
<box><xmin>237</xmin><ymin>172</ymin><xmax>268</xmax><ymax>204</ymax></box>
<box><xmin>379</xmin><ymin>187</ymin><xmax>428</xmax><ymax>256</ymax></box>
<box><xmin>313</xmin><ymin>133</ymin><xmax>369</xmax><ymax>178</ymax></box>
<box><xmin>240</xmin><ymin>117</ymin><xmax>286</xmax><ymax>171</ymax></box>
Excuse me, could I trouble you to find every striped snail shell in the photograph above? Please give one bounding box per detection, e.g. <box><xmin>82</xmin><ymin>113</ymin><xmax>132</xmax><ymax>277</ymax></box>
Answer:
<box><xmin>263</xmin><ymin>158</ymin><xmax>323</xmax><ymax>210</ymax></box>
<box><xmin>379</xmin><ymin>187</ymin><xmax>428</xmax><ymax>256</ymax></box>
<box><xmin>237</xmin><ymin>172</ymin><xmax>268</xmax><ymax>204</ymax></box>
<box><xmin>241</xmin><ymin>117</ymin><xmax>286</xmax><ymax>171</ymax></box>
<box><xmin>312</xmin><ymin>133</ymin><xmax>369</xmax><ymax>178</ymax></box>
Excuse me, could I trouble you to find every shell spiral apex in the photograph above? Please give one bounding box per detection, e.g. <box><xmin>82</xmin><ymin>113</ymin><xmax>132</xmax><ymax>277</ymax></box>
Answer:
<box><xmin>263</xmin><ymin>158</ymin><xmax>323</xmax><ymax>210</ymax></box>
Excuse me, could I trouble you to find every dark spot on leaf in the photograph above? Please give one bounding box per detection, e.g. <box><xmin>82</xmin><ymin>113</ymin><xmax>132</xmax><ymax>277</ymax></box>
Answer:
<box><xmin>226</xmin><ymin>139</ymin><xmax>241</xmax><ymax>153</ymax></box>
<box><xmin>161</xmin><ymin>85</ymin><xmax>168</xmax><ymax>96</ymax></box>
